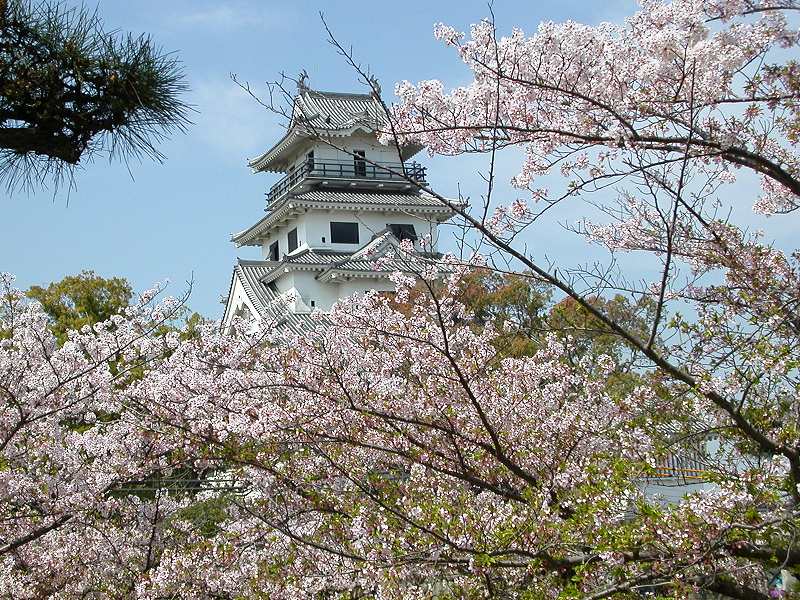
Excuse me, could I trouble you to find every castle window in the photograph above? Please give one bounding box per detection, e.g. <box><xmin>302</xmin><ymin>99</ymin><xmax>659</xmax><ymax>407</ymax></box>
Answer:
<box><xmin>287</xmin><ymin>228</ymin><xmax>298</xmax><ymax>253</ymax></box>
<box><xmin>330</xmin><ymin>222</ymin><xmax>359</xmax><ymax>244</ymax></box>
<box><xmin>353</xmin><ymin>150</ymin><xmax>366</xmax><ymax>177</ymax></box>
<box><xmin>269</xmin><ymin>240</ymin><xmax>279</xmax><ymax>261</ymax></box>
<box><xmin>388</xmin><ymin>224</ymin><xmax>418</xmax><ymax>242</ymax></box>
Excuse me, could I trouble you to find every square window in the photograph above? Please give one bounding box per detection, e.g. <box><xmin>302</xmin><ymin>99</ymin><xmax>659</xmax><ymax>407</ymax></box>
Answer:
<box><xmin>387</xmin><ymin>223</ymin><xmax>418</xmax><ymax>242</ymax></box>
<box><xmin>287</xmin><ymin>228</ymin><xmax>298</xmax><ymax>253</ymax></box>
<box><xmin>330</xmin><ymin>222</ymin><xmax>359</xmax><ymax>244</ymax></box>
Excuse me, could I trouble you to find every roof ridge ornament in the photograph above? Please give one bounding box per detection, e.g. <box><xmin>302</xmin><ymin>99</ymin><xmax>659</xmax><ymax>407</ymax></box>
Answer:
<box><xmin>297</xmin><ymin>69</ymin><xmax>310</xmax><ymax>93</ymax></box>
<box><xmin>367</xmin><ymin>74</ymin><xmax>382</xmax><ymax>99</ymax></box>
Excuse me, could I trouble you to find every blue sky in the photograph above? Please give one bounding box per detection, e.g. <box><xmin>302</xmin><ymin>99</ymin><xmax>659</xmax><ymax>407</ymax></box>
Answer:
<box><xmin>1</xmin><ymin>0</ymin><xmax>786</xmax><ymax>318</ymax></box>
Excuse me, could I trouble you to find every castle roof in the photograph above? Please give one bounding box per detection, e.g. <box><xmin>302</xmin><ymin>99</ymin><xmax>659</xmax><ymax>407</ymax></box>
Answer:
<box><xmin>315</xmin><ymin>230</ymin><xmax>444</xmax><ymax>282</ymax></box>
<box><xmin>247</xmin><ymin>88</ymin><xmax>419</xmax><ymax>173</ymax></box>
<box><xmin>248</xmin><ymin>90</ymin><xmax>380</xmax><ymax>173</ymax></box>
<box><xmin>294</xmin><ymin>190</ymin><xmax>444</xmax><ymax>207</ymax></box>
<box><xmin>231</xmin><ymin>190</ymin><xmax>456</xmax><ymax>247</ymax></box>
<box><xmin>223</xmin><ymin>84</ymin><xmax>454</xmax><ymax>334</ymax></box>
<box><xmin>224</xmin><ymin>228</ymin><xmax>451</xmax><ymax>332</ymax></box>
<box><xmin>291</xmin><ymin>90</ymin><xmax>384</xmax><ymax>132</ymax></box>
<box><xmin>225</xmin><ymin>259</ymin><xmax>315</xmax><ymax>335</ymax></box>
<box><xmin>242</xmin><ymin>231</ymin><xmax>442</xmax><ymax>285</ymax></box>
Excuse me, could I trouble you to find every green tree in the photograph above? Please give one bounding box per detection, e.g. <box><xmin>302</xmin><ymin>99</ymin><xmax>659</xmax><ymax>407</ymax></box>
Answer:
<box><xmin>547</xmin><ymin>294</ymin><xmax>656</xmax><ymax>367</ymax></box>
<box><xmin>0</xmin><ymin>0</ymin><xmax>190</xmax><ymax>191</ymax></box>
<box><xmin>27</xmin><ymin>270</ymin><xmax>208</xmax><ymax>347</ymax></box>
<box><xmin>455</xmin><ymin>271</ymin><xmax>660</xmax><ymax>402</ymax></box>
<box><xmin>26</xmin><ymin>270</ymin><xmax>132</xmax><ymax>344</ymax></box>
<box><xmin>457</xmin><ymin>269</ymin><xmax>552</xmax><ymax>357</ymax></box>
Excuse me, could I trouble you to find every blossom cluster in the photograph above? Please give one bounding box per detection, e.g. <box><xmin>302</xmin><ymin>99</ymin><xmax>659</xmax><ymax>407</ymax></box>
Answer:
<box><xmin>0</xmin><ymin>264</ymin><xmax>796</xmax><ymax>597</ymax></box>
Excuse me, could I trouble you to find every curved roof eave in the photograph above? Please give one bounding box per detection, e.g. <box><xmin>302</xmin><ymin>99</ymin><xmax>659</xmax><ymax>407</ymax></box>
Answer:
<box><xmin>247</xmin><ymin>124</ymin><xmax>382</xmax><ymax>174</ymax></box>
<box><xmin>230</xmin><ymin>260</ymin><xmax>316</xmax><ymax>335</ymax></box>
<box><xmin>230</xmin><ymin>206</ymin><xmax>285</xmax><ymax>247</ymax></box>
<box><xmin>247</xmin><ymin>129</ymin><xmax>298</xmax><ymax>173</ymax></box>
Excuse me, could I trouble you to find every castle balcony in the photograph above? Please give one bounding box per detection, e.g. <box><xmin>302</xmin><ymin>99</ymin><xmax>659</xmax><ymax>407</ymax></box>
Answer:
<box><xmin>267</xmin><ymin>158</ymin><xmax>427</xmax><ymax>207</ymax></box>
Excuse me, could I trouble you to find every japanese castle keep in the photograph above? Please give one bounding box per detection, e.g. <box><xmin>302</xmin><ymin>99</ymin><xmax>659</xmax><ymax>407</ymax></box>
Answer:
<box><xmin>222</xmin><ymin>83</ymin><xmax>456</xmax><ymax>332</ymax></box>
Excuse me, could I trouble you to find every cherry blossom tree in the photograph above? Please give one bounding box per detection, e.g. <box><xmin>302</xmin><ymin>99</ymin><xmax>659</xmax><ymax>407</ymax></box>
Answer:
<box><xmin>3</xmin><ymin>0</ymin><xmax>800</xmax><ymax>598</ymax></box>
<box><xmin>372</xmin><ymin>0</ymin><xmax>800</xmax><ymax>595</ymax></box>
<box><xmin>223</xmin><ymin>0</ymin><xmax>800</xmax><ymax>594</ymax></box>
<box><xmin>0</xmin><ymin>262</ymin><xmax>789</xmax><ymax>598</ymax></box>
<box><xmin>0</xmin><ymin>273</ymin><xmax>199</xmax><ymax>597</ymax></box>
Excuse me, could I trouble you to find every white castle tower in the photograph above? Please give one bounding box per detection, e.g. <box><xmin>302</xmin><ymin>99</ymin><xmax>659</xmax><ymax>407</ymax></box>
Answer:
<box><xmin>222</xmin><ymin>83</ymin><xmax>456</xmax><ymax>332</ymax></box>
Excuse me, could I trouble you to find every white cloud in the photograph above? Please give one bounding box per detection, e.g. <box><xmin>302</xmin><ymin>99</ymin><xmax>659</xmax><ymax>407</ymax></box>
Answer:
<box><xmin>176</xmin><ymin>4</ymin><xmax>283</xmax><ymax>31</ymax></box>
<box><xmin>188</xmin><ymin>78</ymin><xmax>284</xmax><ymax>163</ymax></box>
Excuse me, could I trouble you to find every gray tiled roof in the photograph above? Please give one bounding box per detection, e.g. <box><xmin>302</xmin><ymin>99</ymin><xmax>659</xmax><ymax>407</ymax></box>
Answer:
<box><xmin>251</xmin><ymin>250</ymin><xmax>356</xmax><ymax>285</ymax></box>
<box><xmin>248</xmin><ymin>90</ymin><xmax>385</xmax><ymax>172</ymax></box>
<box><xmin>316</xmin><ymin>230</ymin><xmax>450</xmax><ymax>278</ymax></box>
<box><xmin>325</xmin><ymin>253</ymin><xmax>448</xmax><ymax>274</ymax></box>
<box><xmin>231</xmin><ymin>190</ymin><xmax>456</xmax><ymax>247</ymax></box>
<box><xmin>294</xmin><ymin>190</ymin><xmax>449</xmax><ymax>209</ymax></box>
<box><xmin>293</xmin><ymin>90</ymin><xmax>384</xmax><ymax>132</ymax></box>
<box><xmin>324</xmin><ymin>258</ymin><xmax>417</xmax><ymax>273</ymax></box>
<box><xmin>283</xmin><ymin>249</ymin><xmax>352</xmax><ymax>265</ymax></box>
<box><xmin>231</xmin><ymin>260</ymin><xmax>316</xmax><ymax>335</ymax></box>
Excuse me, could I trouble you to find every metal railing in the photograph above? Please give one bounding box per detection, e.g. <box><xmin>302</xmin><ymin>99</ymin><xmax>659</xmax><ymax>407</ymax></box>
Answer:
<box><xmin>267</xmin><ymin>158</ymin><xmax>427</xmax><ymax>204</ymax></box>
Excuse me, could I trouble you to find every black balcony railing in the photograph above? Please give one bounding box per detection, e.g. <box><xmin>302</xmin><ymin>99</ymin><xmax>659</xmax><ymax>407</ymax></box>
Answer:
<box><xmin>268</xmin><ymin>165</ymin><xmax>307</xmax><ymax>203</ymax></box>
<box><xmin>267</xmin><ymin>158</ymin><xmax>427</xmax><ymax>204</ymax></box>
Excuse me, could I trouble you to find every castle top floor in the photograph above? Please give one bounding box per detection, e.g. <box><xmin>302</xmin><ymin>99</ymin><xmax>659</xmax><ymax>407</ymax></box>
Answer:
<box><xmin>246</xmin><ymin>85</ymin><xmax>428</xmax><ymax>210</ymax></box>
<box><xmin>248</xmin><ymin>86</ymin><xmax>422</xmax><ymax>174</ymax></box>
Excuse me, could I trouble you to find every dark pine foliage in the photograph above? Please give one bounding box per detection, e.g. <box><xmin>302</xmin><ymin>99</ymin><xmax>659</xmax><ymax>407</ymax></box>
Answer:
<box><xmin>0</xmin><ymin>0</ymin><xmax>190</xmax><ymax>191</ymax></box>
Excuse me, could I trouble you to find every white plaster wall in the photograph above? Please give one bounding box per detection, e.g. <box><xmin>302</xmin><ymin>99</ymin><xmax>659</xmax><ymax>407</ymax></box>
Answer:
<box><xmin>287</xmin><ymin>133</ymin><xmax>404</xmax><ymax>174</ymax></box>
<box><xmin>336</xmin><ymin>278</ymin><xmax>395</xmax><ymax>300</ymax></box>
<box><xmin>256</xmin><ymin>132</ymin><xmax>436</xmax><ymax>258</ymax></box>
<box><xmin>311</xmin><ymin>133</ymin><xmax>403</xmax><ymax>163</ymax></box>
<box><xmin>271</xmin><ymin>271</ymin><xmax>295</xmax><ymax>294</ymax></box>
<box><xmin>300</xmin><ymin>209</ymin><xmax>440</xmax><ymax>253</ymax></box>
<box><xmin>325</xmin><ymin>132</ymin><xmax>404</xmax><ymax>163</ymax></box>
<box><xmin>259</xmin><ymin>209</ymin><xmax>441</xmax><ymax>259</ymax></box>
<box><xmin>258</xmin><ymin>219</ymin><xmax>311</xmax><ymax>261</ymax></box>
<box><xmin>639</xmin><ymin>480</ymin><xmax>711</xmax><ymax>506</ymax></box>
<box><xmin>269</xmin><ymin>271</ymin><xmax>396</xmax><ymax>313</ymax></box>
<box><xmin>285</xmin><ymin>271</ymin><xmax>342</xmax><ymax>312</ymax></box>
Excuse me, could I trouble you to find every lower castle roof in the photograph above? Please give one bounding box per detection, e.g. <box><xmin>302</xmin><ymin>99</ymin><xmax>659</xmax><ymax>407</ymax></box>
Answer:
<box><xmin>231</xmin><ymin>190</ymin><xmax>458</xmax><ymax>247</ymax></box>
<box><xmin>223</xmin><ymin>230</ymin><xmax>452</xmax><ymax>333</ymax></box>
<box><xmin>226</xmin><ymin>259</ymin><xmax>316</xmax><ymax>335</ymax></box>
